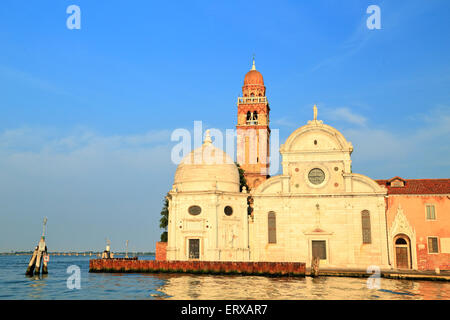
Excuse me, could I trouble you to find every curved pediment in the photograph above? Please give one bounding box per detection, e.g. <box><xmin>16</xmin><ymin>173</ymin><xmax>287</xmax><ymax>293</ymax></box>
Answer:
<box><xmin>280</xmin><ymin>121</ymin><xmax>353</xmax><ymax>154</ymax></box>
<box><xmin>350</xmin><ymin>173</ymin><xmax>387</xmax><ymax>194</ymax></box>
<box><xmin>253</xmin><ymin>175</ymin><xmax>284</xmax><ymax>194</ymax></box>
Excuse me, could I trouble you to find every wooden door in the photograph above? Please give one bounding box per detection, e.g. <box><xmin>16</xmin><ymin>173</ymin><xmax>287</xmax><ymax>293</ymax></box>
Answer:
<box><xmin>396</xmin><ymin>247</ymin><xmax>409</xmax><ymax>269</ymax></box>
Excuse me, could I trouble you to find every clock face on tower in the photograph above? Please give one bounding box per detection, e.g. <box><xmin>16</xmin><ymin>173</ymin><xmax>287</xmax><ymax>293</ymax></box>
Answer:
<box><xmin>308</xmin><ymin>168</ymin><xmax>325</xmax><ymax>185</ymax></box>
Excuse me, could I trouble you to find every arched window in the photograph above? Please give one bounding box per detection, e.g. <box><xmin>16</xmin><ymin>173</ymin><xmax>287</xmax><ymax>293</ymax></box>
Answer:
<box><xmin>361</xmin><ymin>210</ymin><xmax>371</xmax><ymax>244</ymax></box>
<box><xmin>253</xmin><ymin>111</ymin><xmax>258</xmax><ymax>121</ymax></box>
<box><xmin>246</xmin><ymin>111</ymin><xmax>251</xmax><ymax>121</ymax></box>
<box><xmin>268</xmin><ymin>212</ymin><xmax>276</xmax><ymax>244</ymax></box>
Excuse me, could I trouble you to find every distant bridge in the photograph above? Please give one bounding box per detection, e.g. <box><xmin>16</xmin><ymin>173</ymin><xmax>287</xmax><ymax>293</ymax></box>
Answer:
<box><xmin>49</xmin><ymin>252</ymin><xmax>102</xmax><ymax>257</ymax></box>
<box><xmin>9</xmin><ymin>252</ymin><xmax>153</xmax><ymax>256</ymax></box>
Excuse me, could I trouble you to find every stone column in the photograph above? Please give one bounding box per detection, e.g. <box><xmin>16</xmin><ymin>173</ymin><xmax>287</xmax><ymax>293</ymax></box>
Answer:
<box><xmin>167</xmin><ymin>195</ymin><xmax>177</xmax><ymax>260</ymax></box>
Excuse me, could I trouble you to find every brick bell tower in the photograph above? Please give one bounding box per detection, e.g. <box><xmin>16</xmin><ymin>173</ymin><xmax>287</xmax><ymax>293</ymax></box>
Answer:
<box><xmin>236</xmin><ymin>58</ymin><xmax>270</xmax><ymax>190</ymax></box>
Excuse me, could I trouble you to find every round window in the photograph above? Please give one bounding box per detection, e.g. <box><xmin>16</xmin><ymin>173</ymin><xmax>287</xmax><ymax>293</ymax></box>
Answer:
<box><xmin>224</xmin><ymin>206</ymin><xmax>233</xmax><ymax>216</ymax></box>
<box><xmin>188</xmin><ymin>205</ymin><xmax>201</xmax><ymax>216</ymax></box>
<box><xmin>308</xmin><ymin>168</ymin><xmax>325</xmax><ymax>185</ymax></box>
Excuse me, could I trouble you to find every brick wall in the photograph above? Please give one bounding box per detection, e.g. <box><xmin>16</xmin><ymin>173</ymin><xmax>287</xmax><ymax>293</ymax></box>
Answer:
<box><xmin>155</xmin><ymin>242</ymin><xmax>167</xmax><ymax>261</ymax></box>
<box><xmin>89</xmin><ymin>259</ymin><xmax>306</xmax><ymax>276</ymax></box>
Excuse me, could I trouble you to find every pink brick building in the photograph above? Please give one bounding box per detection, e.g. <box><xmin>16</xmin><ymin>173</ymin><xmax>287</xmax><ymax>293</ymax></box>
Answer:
<box><xmin>377</xmin><ymin>177</ymin><xmax>450</xmax><ymax>271</ymax></box>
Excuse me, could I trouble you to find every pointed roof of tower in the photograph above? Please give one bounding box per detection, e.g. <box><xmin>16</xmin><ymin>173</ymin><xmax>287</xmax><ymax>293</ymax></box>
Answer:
<box><xmin>244</xmin><ymin>58</ymin><xmax>264</xmax><ymax>86</ymax></box>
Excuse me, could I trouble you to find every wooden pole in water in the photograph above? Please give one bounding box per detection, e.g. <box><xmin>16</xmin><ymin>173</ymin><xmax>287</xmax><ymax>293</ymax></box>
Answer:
<box><xmin>42</xmin><ymin>247</ymin><xmax>49</xmax><ymax>274</ymax></box>
<box><xmin>102</xmin><ymin>238</ymin><xmax>111</xmax><ymax>259</ymax></box>
<box><xmin>34</xmin><ymin>236</ymin><xmax>46</xmax><ymax>275</ymax></box>
<box><xmin>311</xmin><ymin>257</ymin><xmax>320</xmax><ymax>277</ymax></box>
<box><xmin>25</xmin><ymin>246</ymin><xmax>39</xmax><ymax>275</ymax></box>
<box><xmin>34</xmin><ymin>250</ymin><xmax>42</xmax><ymax>275</ymax></box>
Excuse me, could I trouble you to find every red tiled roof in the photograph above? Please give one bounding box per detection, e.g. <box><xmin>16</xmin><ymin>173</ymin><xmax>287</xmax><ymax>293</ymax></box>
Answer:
<box><xmin>386</xmin><ymin>176</ymin><xmax>406</xmax><ymax>183</ymax></box>
<box><xmin>376</xmin><ymin>178</ymin><xmax>450</xmax><ymax>195</ymax></box>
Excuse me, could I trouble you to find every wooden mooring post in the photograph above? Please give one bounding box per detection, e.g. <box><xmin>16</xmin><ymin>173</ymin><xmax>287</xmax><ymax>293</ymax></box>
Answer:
<box><xmin>101</xmin><ymin>238</ymin><xmax>114</xmax><ymax>259</ymax></box>
<box><xmin>25</xmin><ymin>237</ymin><xmax>48</xmax><ymax>275</ymax></box>
<box><xmin>310</xmin><ymin>257</ymin><xmax>320</xmax><ymax>277</ymax></box>
<box><xmin>42</xmin><ymin>251</ymin><xmax>49</xmax><ymax>274</ymax></box>
<box><xmin>25</xmin><ymin>246</ymin><xmax>39</xmax><ymax>275</ymax></box>
<box><xmin>26</xmin><ymin>218</ymin><xmax>49</xmax><ymax>276</ymax></box>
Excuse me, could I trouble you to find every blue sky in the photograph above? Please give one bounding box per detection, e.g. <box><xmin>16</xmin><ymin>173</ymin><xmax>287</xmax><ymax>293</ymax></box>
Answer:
<box><xmin>0</xmin><ymin>0</ymin><xmax>449</xmax><ymax>252</ymax></box>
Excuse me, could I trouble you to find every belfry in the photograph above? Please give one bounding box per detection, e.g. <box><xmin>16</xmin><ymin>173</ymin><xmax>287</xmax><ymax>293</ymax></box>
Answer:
<box><xmin>236</xmin><ymin>58</ymin><xmax>270</xmax><ymax>190</ymax></box>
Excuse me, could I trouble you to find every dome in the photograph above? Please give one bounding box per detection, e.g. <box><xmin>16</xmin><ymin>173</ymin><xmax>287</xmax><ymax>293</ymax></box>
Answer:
<box><xmin>173</xmin><ymin>131</ymin><xmax>240</xmax><ymax>193</ymax></box>
<box><xmin>243</xmin><ymin>59</ymin><xmax>264</xmax><ymax>86</ymax></box>
<box><xmin>244</xmin><ymin>70</ymin><xmax>264</xmax><ymax>86</ymax></box>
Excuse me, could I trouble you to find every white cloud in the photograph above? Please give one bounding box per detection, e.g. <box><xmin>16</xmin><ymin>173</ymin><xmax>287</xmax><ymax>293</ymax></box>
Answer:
<box><xmin>0</xmin><ymin>127</ymin><xmax>176</xmax><ymax>252</ymax></box>
<box><xmin>341</xmin><ymin>106</ymin><xmax>450</xmax><ymax>179</ymax></box>
<box><xmin>272</xmin><ymin>117</ymin><xmax>296</xmax><ymax>128</ymax></box>
<box><xmin>0</xmin><ymin>65</ymin><xmax>69</xmax><ymax>96</ymax></box>
<box><xmin>324</xmin><ymin>107</ymin><xmax>368</xmax><ymax>127</ymax></box>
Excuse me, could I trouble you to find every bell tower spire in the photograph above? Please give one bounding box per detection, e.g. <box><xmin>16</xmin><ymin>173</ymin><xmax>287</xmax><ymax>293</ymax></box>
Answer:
<box><xmin>236</xmin><ymin>59</ymin><xmax>270</xmax><ymax>190</ymax></box>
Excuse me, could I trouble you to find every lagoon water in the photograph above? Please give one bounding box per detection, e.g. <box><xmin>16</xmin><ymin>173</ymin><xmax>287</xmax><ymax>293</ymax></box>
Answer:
<box><xmin>0</xmin><ymin>255</ymin><xmax>449</xmax><ymax>300</ymax></box>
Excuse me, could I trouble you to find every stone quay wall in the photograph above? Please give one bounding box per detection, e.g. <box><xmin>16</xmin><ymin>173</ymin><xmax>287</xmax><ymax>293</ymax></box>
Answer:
<box><xmin>89</xmin><ymin>259</ymin><xmax>306</xmax><ymax>277</ymax></box>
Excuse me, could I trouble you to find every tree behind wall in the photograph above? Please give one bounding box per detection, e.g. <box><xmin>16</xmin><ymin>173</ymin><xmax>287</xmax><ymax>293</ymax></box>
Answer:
<box><xmin>159</xmin><ymin>194</ymin><xmax>169</xmax><ymax>242</ymax></box>
<box><xmin>236</xmin><ymin>162</ymin><xmax>249</xmax><ymax>192</ymax></box>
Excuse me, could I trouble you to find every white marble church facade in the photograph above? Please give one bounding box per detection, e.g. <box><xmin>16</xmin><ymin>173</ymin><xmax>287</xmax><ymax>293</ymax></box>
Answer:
<box><xmin>165</xmin><ymin>114</ymin><xmax>391</xmax><ymax>269</ymax></box>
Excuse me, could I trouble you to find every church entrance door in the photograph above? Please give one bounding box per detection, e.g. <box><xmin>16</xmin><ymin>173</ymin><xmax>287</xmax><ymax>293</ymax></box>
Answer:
<box><xmin>188</xmin><ymin>239</ymin><xmax>200</xmax><ymax>260</ymax></box>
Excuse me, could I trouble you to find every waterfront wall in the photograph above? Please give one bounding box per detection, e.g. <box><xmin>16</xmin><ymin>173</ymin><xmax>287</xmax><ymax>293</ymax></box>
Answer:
<box><xmin>155</xmin><ymin>242</ymin><xmax>167</xmax><ymax>261</ymax></box>
<box><xmin>89</xmin><ymin>259</ymin><xmax>306</xmax><ymax>276</ymax></box>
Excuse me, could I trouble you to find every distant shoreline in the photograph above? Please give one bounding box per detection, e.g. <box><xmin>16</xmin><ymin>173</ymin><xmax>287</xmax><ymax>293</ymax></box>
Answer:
<box><xmin>0</xmin><ymin>252</ymin><xmax>155</xmax><ymax>256</ymax></box>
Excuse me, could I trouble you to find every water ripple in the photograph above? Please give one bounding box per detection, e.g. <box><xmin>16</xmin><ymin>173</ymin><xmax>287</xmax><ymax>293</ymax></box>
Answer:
<box><xmin>0</xmin><ymin>256</ymin><xmax>448</xmax><ymax>299</ymax></box>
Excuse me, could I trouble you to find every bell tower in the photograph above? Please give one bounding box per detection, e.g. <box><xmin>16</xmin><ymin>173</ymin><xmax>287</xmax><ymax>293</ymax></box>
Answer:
<box><xmin>236</xmin><ymin>58</ymin><xmax>270</xmax><ymax>190</ymax></box>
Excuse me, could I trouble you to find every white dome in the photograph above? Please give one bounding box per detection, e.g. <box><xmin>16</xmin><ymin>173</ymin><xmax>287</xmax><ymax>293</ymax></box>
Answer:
<box><xmin>173</xmin><ymin>131</ymin><xmax>239</xmax><ymax>193</ymax></box>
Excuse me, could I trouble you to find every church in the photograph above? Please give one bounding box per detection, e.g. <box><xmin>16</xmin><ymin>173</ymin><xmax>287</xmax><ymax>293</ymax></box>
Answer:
<box><xmin>163</xmin><ymin>60</ymin><xmax>393</xmax><ymax>270</ymax></box>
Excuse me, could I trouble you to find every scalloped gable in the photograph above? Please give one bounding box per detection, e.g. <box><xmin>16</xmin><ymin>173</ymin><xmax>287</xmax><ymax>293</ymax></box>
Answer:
<box><xmin>280</xmin><ymin>122</ymin><xmax>353</xmax><ymax>154</ymax></box>
<box><xmin>253</xmin><ymin>175</ymin><xmax>284</xmax><ymax>194</ymax></box>
<box><xmin>350</xmin><ymin>173</ymin><xmax>387</xmax><ymax>193</ymax></box>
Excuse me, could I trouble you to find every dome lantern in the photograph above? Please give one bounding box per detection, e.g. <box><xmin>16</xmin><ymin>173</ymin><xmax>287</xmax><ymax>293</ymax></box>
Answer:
<box><xmin>242</xmin><ymin>58</ymin><xmax>265</xmax><ymax>96</ymax></box>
